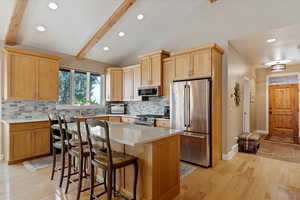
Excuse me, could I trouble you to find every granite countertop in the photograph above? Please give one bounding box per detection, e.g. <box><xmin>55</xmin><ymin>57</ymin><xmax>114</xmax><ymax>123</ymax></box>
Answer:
<box><xmin>52</xmin><ymin>122</ymin><xmax>181</xmax><ymax>146</ymax></box>
<box><xmin>0</xmin><ymin>114</ymin><xmax>170</xmax><ymax>124</ymax></box>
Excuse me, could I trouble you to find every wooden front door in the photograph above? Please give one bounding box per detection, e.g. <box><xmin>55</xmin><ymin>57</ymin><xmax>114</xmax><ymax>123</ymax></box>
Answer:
<box><xmin>269</xmin><ymin>84</ymin><xmax>299</xmax><ymax>143</ymax></box>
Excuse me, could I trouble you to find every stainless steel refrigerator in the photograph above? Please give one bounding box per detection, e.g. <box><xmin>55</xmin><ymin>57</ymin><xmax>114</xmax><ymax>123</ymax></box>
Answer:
<box><xmin>170</xmin><ymin>79</ymin><xmax>211</xmax><ymax>167</ymax></box>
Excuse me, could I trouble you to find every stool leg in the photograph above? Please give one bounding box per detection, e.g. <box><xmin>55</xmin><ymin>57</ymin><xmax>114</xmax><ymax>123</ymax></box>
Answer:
<box><xmin>59</xmin><ymin>150</ymin><xmax>66</xmax><ymax>188</ymax></box>
<box><xmin>65</xmin><ymin>154</ymin><xmax>72</xmax><ymax>194</ymax></box>
<box><xmin>107</xmin><ymin>169</ymin><xmax>113</xmax><ymax>200</ymax></box>
<box><xmin>113</xmin><ymin>169</ymin><xmax>116</xmax><ymax>197</ymax></box>
<box><xmin>89</xmin><ymin>164</ymin><xmax>95</xmax><ymax>200</ymax></box>
<box><xmin>76</xmin><ymin>157</ymin><xmax>84</xmax><ymax>200</ymax></box>
<box><xmin>50</xmin><ymin>147</ymin><xmax>56</xmax><ymax>180</ymax></box>
<box><xmin>133</xmin><ymin>161</ymin><xmax>138</xmax><ymax>200</ymax></box>
<box><xmin>103</xmin><ymin>169</ymin><xmax>107</xmax><ymax>192</ymax></box>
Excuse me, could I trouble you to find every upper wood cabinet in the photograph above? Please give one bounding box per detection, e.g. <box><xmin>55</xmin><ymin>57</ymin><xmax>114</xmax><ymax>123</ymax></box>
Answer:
<box><xmin>106</xmin><ymin>68</ymin><xmax>123</xmax><ymax>101</ymax></box>
<box><xmin>123</xmin><ymin>65</ymin><xmax>141</xmax><ymax>101</ymax></box>
<box><xmin>2</xmin><ymin>47</ymin><xmax>60</xmax><ymax>100</ymax></box>
<box><xmin>123</xmin><ymin>68</ymin><xmax>134</xmax><ymax>101</ymax></box>
<box><xmin>170</xmin><ymin>48</ymin><xmax>212</xmax><ymax>81</ymax></box>
<box><xmin>139</xmin><ymin>50</ymin><xmax>169</xmax><ymax>87</ymax></box>
<box><xmin>162</xmin><ymin>59</ymin><xmax>175</xmax><ymax>99</ymax></box>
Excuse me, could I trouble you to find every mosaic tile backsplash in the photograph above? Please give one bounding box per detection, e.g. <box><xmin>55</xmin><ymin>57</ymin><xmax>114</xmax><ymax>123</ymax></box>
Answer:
<box><xmin>125</xmin><ymin>97</ymin><xmax>169</xmax><ymax>115</ymax></box>
<box><xmin>1</xmin><ymin>97</ymin><xmax>169</xmax><ymax>121</ymax></box>
<box><xmin>1</xmin><ymin>100</ymin><xmax>105</xmax><ymax>120</ymax></box>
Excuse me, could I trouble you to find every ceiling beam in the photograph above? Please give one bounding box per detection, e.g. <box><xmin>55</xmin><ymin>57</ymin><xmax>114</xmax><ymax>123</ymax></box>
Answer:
<box><xmin>76</xmin><ymin>0</ymin><xmax>135</xmax><ymax>59</ymax></box>
<box><xmin>209</xmin><ymin>0</ymin><xmax>220</xmax><ymax>3</ymax></box>
<box><xmin>4</xmin><ymin>0</ymin><xmax>28</xmax><ymax>45</ymax></box>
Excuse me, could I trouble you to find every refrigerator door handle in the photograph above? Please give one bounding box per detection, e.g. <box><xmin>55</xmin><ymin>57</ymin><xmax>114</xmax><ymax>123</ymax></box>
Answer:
<box><xmin>184</xmin><ymin>85</ymin><xmax>187</xmax><ymax>128</ymax></box>
<box><xmin>187</xmin><ymin>85</ymin><xmax>191</xmax><ymax>127</ymax></box>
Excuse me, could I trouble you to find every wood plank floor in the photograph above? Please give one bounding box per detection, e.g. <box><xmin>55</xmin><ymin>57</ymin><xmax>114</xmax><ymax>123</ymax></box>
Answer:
<box><xmin>1</xmin><ymin>153</ymin><xmax>300</xmax><ymax>200</ymax></box>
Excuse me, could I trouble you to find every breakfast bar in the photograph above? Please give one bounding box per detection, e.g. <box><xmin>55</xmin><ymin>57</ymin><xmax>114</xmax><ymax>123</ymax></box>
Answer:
<box><xmin>53</xmin><ymin>122</ymin><xmax>182</xmax><ymax>200</ymax></box>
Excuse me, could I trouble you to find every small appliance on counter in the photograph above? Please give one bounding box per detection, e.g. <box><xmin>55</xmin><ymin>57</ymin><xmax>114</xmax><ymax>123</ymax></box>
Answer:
<box><xmin>164</xmin><ymin>106</ymin><xmax>170</xmax><ymax>119</ymax></box>
<box><xmin>110</xmin><ymin>103</ymin><xmax>126</xmax><ymax>114</ymax></box>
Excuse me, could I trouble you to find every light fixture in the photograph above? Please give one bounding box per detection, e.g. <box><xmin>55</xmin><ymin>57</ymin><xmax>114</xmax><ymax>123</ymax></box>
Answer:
<box><xmin>118</xmin><ymin>32</ymin><xmax>125</xmax><ymax>37</ymax></box>
<box><xmin>48</xmin><ymin>2</ymin><xmax>58</xmax><ymax>10</ymax></box>
<box><xmin>267</xmin><ymin>38</ymin><xmax>276</xmax><ymax>43</ymax></box>
<box><xmin>103</xmin><ymin>46</ymin><xmax>110</xmax><ymax>51</ymax></box>
<box><xmin>137</xmin><ymin>14</ymin><xmax>144</xmax><ymax>20</ymax></box>
<box><xmin>265</xmin><ymin>59</ymin><xmax>291</xmax><ymax>66</ymax></box>
<box><xmin>36</xmin><ymin>26</ymin><xmax>46</xmax><ymax>32</ymax></box>
<box><xmin>270</xmin><ymin>64</ymin><xmax>286</xmax><ymax>72</ymax></box>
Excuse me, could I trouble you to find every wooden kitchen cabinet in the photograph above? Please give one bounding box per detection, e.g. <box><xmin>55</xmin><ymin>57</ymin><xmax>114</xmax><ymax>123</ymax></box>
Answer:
<box><xmin>123</xmin><ymin>68</ymin><xmax>134</xmax><ymax>101</ymax></box>
<box><xmin>163</xmin><ymin>59</ymin><xmax>175</xmax><ymax>98</ymax></box>
<box><xmin>156</xmin><ymin>119</ymin><xmax>170</xmax><ymax>128</ymax></box>
<box><xmin>4</xmin><ymin>121</ymin><xmax>51</xmax><ymax>164</ymax></box>
<box><xmin>2</xmin><ymin>47</ymin><xmax>60</xmax><ymax>100</ymax></box>
<box><xmin>109</xmin><ymin>116</ymin><xmax>122</xmax><ymax>122</ymax></box>
<box><xmin>123</xmin><ymin>65</ymin><xmax>141</xmax><ymax>101</ymax></box>
<box><xmin>106</xmin><ymin>68</ymin><xmax>123</xmax><ymax>101</ymax></box>
<box><xmin>139</xmin><ymin>50</ymin><xmax>169</xmax><ymax>87</ymax></box>
<box><xmin>37</xmin><ymin>59</ymin><xmax>59</xmax><ymax>100</ymax></box>
<box><xmin>170</xmin><ymin>48</ymin><xmax>212</xmax><ymax>81</ymax></box>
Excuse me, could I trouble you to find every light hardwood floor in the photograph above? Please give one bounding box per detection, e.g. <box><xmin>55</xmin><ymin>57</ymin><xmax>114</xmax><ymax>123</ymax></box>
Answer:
<box><xmin>1</xmin><ymin>153</ymin><xmax>300</xmax><ymax>200</ymax></box>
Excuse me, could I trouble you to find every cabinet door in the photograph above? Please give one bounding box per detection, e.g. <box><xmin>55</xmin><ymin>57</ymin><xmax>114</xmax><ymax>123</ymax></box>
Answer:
<box><xmin>11</xmin><ymin>130</ymin><xmax>33</xmax><ymax>161</ymax></box>
<box><xmin>174</xmin><ymin>55</ymin><xmax>190</xmax><ymax>80</ymax></box>
<box><xmin>133</xmin><ymin>66</ymin><xmax>141</xmax><ymax>101</ymax></box>
<box><xmin>111</xmin><ymin>70</ymin><xmax>123</xmax><ymax>101</ymax></box>
<box><xmin>163</xmin><ymin>59</ymin><xmax>175</xmax><ymax>98</ymax></box>
<box><xmin>140</xmin><ymin>57</ymin><xmax>150</xmax><ymax>86</ymax></box>
<box><xmin>123</xmin><ymin>69</ymin><xmax>134</xmax><ymax>101</ymax></box>
<box><xmin>32</xmin><ymin>128</ymin><xmax>50</xmax><ymax>156</ymax></box>
<box><xmin>109</xmin><ymin>116</ymin><xmax>122</xmax><ymax>122</ymax></box>
<box><xmin>191</xmin><ymin>49</ymin><xmax>212</xmax><ymax>78</ymax></box>
<box><xmin>150</xmin><ymin>55</ymin><xmax>162</xmax><ymax>86</ymax></box>
<box><xmin>106</xmin><ymin>72</ymin><xmax>111</xmax><ymax>101</ymax></box>
<box><xmin>8</xmin><ymin>54</ymin><xmax>37</xmax><ymax>100</ymax></box>
<box><xmin>37</xmin><ymin>58</ymin><xmax>59</xmax><ymax>100</ymax></box>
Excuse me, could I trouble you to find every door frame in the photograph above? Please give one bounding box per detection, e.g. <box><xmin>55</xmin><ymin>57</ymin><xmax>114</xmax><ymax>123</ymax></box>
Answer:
<box><xmin>266</xmin><ymin>72</ymin><xmax>300</xmax><ymax>136</ymax></box>
<box><xmin>243</xmin><ymin>77</ymin><xmax>251</xmax><ymax>133</ymax></box>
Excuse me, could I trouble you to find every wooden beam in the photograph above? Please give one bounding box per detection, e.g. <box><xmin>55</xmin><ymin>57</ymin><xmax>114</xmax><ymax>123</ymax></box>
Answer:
<box><xmin>4</xmin><ymin>0</ymin><xmax>28</xmax><ymax>45</ymax></box>
<box><xmin>76</xmin><ymin>0</ymin><xmax>135</xmax><ymax>59</ymax></box>
<box><xmin>209</xmin><ymin>0</ymin><xmax>220</xmax><ymax>3</ymax></box>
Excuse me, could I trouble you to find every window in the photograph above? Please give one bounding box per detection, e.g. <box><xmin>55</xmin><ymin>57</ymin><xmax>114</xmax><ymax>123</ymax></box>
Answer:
<box><xmin>74</xmin><ymin>71</ymin><xmax>87</xmax><ymax>103</ymax></box>
<box><xmin>58</xmin><ymin>69</ymin><xmax>71</xmax><ymax>104</ymax></box>
<box><xmin>58</xmin><ymin>69</ymin><xmax>104</xmax><ymax>105</ymax></box>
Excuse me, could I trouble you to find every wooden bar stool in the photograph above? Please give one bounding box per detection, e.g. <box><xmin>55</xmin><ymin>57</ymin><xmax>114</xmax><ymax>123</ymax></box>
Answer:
<box><xmin>61</xmin><ymin>116</ymin><xmax>103</xmax><ymax>200</ymax></box>
<box><xmin>49</xmin><ymin>113</ymin><xmax>69</xmax><ymax>188</ymax></box>
<box><xmin>85</xmin><ymin>119</ymin><xmax>139</xmax><ymax>200</ymax></box>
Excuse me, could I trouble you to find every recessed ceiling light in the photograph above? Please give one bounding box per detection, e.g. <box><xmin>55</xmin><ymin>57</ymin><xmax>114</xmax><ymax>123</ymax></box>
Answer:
<box><xmin>267</xmin><ymin>38</ymin><xmax>276</xmax><ymax>43</ymax></box>
<box><xmin>36</xmin><ymin>26</ymin><xmax>46</xmax><ymax>32</ymax></box>
<box><xmin>103</xmin><ymin>46</ymin><xmax>110</xmax><ymax>51</ymax></box>
<box><xmin>265</xmin><ymin>59</ymin><xmax>291</xmax><ymax>66</ymax></box>
<box><xmin>118</xmin><ymin>32</ymin><xmax>125</xmax><ymax>37</ymax></box>
<box><xmin>48</xmin><ymin>2</ymin><xmax>58</xmax><ymax>10</ymax></box>
<box><xmin>137</xmin><ymin>14</ymin><xmax>144</xmax><ymax>20</ymax></box>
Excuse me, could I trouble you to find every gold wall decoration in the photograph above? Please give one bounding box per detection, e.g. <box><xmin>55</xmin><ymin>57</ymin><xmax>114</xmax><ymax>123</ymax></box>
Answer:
<box><xmin>231</xmin><ymin>83</ymin><xmax>241</xmax><ymax>106</ymax></box>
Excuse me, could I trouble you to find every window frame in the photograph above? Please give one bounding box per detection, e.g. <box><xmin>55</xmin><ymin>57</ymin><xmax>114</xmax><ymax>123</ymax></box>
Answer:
<box><xmin>58</xmin><ymin>68</ymin><xmax>105</xmax><ymax>106</ymax></box>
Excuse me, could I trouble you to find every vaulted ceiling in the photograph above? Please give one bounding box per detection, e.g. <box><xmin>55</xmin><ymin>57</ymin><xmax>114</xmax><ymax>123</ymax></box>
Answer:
<box><xmin>1</xmin><ymin>0</ymin><xmax>300</xmax><ymax>66</ymax></box>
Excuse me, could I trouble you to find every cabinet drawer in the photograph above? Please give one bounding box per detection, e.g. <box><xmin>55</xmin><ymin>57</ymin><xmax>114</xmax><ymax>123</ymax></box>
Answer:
<box><xmin>92</xmin><ymin>117</ymin><xmax>109</xmax><ymax>121</ymax></box>
<box><xmin>156</xmin><ymin>120</ymin><xmax>170</xmax><ymax>128</ymax></box>
<box><xmin>122</xmin><ymin>117</ymin><xmax>136</xmax><ymax>124</ymax></box>
<box><xmin>109</xmin><ymin>116</ymin><xmax>122</xmax><ymax>122</ymax></box>
<box><xmin>10</xmin><ymin>121</ymin><xmax>49</xmax><ymax>131</ymax></box>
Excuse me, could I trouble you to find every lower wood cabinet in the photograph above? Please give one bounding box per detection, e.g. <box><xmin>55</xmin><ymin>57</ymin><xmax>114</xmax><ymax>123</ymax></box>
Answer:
<box><xmin>156</xmin><ymin>119</ymin><xmax>170</xmax><ymax>128</ymax></box>
<box><xmin>4</xmin><ymin>121</ymin><xmax>50</xmax><ymax>164</ymax></box>
<box><xmin>109</xmin><ymin>116</ymin><xmax>122</xmax><ymax>122</ymax></box>
<box><xmin>121</xmin><ymin>117</ymin><xmax>136</xmax><ymax>124</ymax></box>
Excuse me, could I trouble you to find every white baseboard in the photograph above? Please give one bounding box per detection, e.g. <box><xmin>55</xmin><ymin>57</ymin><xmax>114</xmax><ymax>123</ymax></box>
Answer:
<box><xmin>254</xmin><ymin>130</ymin><xmax>268</xmax><ymax>134</ymax></box>
<box><xmin>222</xmin><ymin>144</ymin><xmax>238</xmax><ymax>160</ymax></box>
<box><xmin>0</xmin><ymin>154</ymin><xmax>4</xmax><ymax>161</ymax></box>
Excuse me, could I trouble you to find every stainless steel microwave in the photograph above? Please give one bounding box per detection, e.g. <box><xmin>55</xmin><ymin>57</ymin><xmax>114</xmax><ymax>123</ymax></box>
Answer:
<box><xmin>138</xmin><ymin>86</ymin><xmax>161</xmax><ymax>97</ymax></box>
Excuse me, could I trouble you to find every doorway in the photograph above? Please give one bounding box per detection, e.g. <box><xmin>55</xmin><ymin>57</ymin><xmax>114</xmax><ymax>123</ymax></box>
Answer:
<box><xmin>267</xmin><ymin>75</ymin><xmax>299</xmax><ymax>144</ymax></box>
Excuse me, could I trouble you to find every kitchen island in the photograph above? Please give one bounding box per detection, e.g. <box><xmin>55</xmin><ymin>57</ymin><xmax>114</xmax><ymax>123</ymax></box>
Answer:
<box><xmin>55</xmin><ymin>122</ymin><xmax>182</xmax><ymax>200</ymax></box>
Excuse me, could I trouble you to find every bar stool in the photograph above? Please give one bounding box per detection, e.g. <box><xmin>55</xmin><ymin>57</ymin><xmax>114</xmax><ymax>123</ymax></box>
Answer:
<box><xmin>49</xmin><ymin>112</ymin><xmax>69</xmax><ymax>188</ymax></box>
<box><xmin>61</xmin><ymin>116</ymin><xmax>103</xmax><ymax>200</ymax></box>
<box><xmin>85</xmin><ymin>119</ymin><xmax>139</xmax><ymax>200</ymax></box>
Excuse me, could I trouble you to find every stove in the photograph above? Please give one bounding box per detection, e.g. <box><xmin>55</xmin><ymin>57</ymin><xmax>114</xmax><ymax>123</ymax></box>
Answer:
<box><xmin>134</xmin><ymin>115</ymin><xmax>170</xmax><ymax>127</ymax></box>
